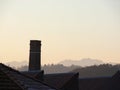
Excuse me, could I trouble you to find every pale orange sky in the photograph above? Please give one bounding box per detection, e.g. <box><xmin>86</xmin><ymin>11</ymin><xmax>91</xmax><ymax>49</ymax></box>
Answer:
<box><xmin>0</xmin><ymin>0</ymin><xmax>120</xmax><ymax>65</ymax></box>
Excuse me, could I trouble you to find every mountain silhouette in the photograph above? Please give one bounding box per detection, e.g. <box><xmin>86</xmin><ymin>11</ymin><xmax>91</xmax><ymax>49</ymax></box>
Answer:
<box><xmin>5</xmin><ymin>58</ymin><xmax>106</xmax><ymax>68</ymax></box>
<box><xmin>59</xmin><ymin>58</ymin><xmax>104</xmax><ymax>67</ymax></box>
<box><xmin>5</xmin><ymin>61</ymin><xmax>28</xmax><ymax>68</ymax></box>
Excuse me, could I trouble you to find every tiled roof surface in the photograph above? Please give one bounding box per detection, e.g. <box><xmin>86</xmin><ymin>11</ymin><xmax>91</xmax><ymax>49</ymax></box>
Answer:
<box><xmin>44</xmin><ymin>73</ymin><xmax>78</xmax><ymax>89</ymax></box>
<box><xmin>21</xmin><ymin>70</ymin><xmax>44</xmax><ymax>81</ymax></box>
<box><xmin>0</xmin><ymin>67</ymin><xmax>23</xmax><ymax>90</ymax></box>
<box><xmin>22</xmin><ymin>71</ymin><xmax>41</xmax><ymax>77</ymax></box>
<box><xmin>0</xmin><ymin>63</ymin><xmax>56</xmax><ymax>90</ymax></box>
<box><xmin>21</xmin><ymin>70</ymin><xmax>44</xmax><ymax>77</ymax></box>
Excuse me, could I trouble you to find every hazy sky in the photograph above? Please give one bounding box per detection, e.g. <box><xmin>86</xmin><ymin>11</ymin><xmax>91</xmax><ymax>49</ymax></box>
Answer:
<box><xmin>0</xmin><ymin>0</ymin><xmax>120</xmax><ymax>64</ymax></box>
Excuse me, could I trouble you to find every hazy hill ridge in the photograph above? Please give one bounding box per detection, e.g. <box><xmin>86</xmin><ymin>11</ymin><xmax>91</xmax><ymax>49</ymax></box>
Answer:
<box><xmin>5</xmin><ymin>58</ymin><xmax>104</xmax><ymax>68</ymax></box>
<box><xmin>72</xmin><ymin>64</ymin><xmax>120</xmax><ymax>78</ymax></box>
<box><xmin>6</xmin><ymin>61</ymin><xmax>28</xmax><ymax>68</ymax></box>
<box><xmin>5</xmin><ymin>58</ymin><xmax>120</xmax><ymax>77</ymax></box>
<box><xmin>17</xmin><ymin>64</ymin><xmax>80</xmax><ymax>74</ymax></box>
<box><xmin>59</xmin><ymin>58</ymin><xmax>104</xmax><ymax>67</ymax></box>
<box><xmin>17</xmin><ymin>64</ymin><xmax>120</xmax><ymax>78</ymax></box>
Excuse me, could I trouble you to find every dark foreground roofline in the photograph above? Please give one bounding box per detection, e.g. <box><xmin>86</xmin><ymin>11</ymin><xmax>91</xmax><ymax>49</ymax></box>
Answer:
<box><xmin>0</xmin><ymin>63</ymin><xmax>57</xmax><ymax>90</ymax></box>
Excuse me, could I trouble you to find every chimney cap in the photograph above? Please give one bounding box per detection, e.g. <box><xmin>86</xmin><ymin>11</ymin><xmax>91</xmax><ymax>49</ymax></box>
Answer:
<box><xmin>30</xmin><ymin>40</ymin><xmax>41</xmax><ymax>42</ymax></box>
<box><xmin>30</xmin><ymin>40</ymin><xmax>41</xmax><ymax>45</ymax></box>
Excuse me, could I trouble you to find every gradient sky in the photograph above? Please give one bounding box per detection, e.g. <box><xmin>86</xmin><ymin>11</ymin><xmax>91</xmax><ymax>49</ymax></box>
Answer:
<box><xmin>0</xmin><ymin>0</ymin><xmax>120</xmax><ymax>65</ymax></box>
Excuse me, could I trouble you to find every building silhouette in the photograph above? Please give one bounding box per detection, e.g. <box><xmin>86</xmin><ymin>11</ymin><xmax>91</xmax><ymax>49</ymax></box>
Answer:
<box><xmin>0</xmin><ymin>40</ymin><xmax>120</xmax><ymax>90</ymax></box>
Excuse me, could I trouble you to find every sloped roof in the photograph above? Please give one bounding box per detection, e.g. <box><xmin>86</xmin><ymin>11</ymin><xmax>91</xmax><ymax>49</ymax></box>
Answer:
<box><xmin>44</xmin><ymin>73</ymin><xmax>78</xmax><ymax>89</ymax></box>
<box><xmin>105</xmin><ymin>70</ymin><xmax>120</xmax><ymax>90</ymax></box>
<box><xmin>112</xmin><ymin>70</ymin><xmax>120</xmax><ymax>79</ymax></box>
<box><xmin>79</xmin><ymin>71</ymin><xmax>120</xmax><ymax>90</ymax></box>
<box><xmin>79</xmin><ymin>76</ymin><xmax>111</xmax><ymax>90</ymax></box>
<box><xmin>0</xmin><ymin>67</ymin><xmax>23</xmax><ymax>90</ymax></box>
<box><xmin>0</xmin><ymin>63</ymin><xmax>56</xmax><ymax>90</ymax></box>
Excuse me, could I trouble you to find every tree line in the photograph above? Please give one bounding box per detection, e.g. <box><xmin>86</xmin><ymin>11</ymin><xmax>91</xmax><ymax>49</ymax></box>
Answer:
<box><xmin>17</xmin><ymin>64</ymin><xmax>120</xmax><ymax>78</ymax></box>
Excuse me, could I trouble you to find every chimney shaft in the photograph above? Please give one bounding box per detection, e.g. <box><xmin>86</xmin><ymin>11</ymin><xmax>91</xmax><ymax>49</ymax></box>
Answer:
<box><xmin>29</xmin><ymin>40</ymin><xmax>41</xmax><ymax>71</ymax></box>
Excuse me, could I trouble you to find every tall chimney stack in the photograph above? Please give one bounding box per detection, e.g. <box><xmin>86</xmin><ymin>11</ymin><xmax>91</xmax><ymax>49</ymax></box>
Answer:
<box><xmin>29</xmin><ymin>40</ymin><xmax>41</xmax><ymax>71</ymax></box>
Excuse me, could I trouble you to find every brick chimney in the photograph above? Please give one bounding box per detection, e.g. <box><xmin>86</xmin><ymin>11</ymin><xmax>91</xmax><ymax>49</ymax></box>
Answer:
<box><xmin>29</xmin><ymin>40</ymin><xmax>41</xmax><ymax>71</ymax></box>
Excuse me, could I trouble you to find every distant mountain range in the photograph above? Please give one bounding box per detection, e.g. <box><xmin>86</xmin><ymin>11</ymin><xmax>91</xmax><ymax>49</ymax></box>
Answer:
<box><xmin>59</xmin><ymin>58</ymin><xmax>104</xmax><ymax>67</ymax></box>
<box><xmin>5</xmin><ymin>58</ymin><xmax>119</xmax><ymax>75</ymax></box>
<box><xmin>5</xmin><ymin>58</ymin><xmax>115</xmax><ymax>68</ymax></box>
<box><xmin>5</xmin><ymin>61</ymin><xmax>28</xmax><ymax>68</ymax></box>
